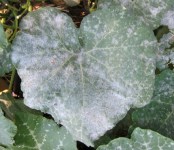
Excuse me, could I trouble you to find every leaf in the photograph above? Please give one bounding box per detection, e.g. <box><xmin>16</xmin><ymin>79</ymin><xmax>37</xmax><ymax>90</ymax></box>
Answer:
<box><xmin>11</xmin><ymin>7</ymin><xmax>156</xmax><ymax>146</ymax></box>
<box><xmin>97</xmin><ymin>0</ymin><xmax>117</xmax><ymax>9</ymax></box>
<box><xmin>156</xmin><ymin>32</ymin><xmax>174</xmax><ymax>70</ymax></box>
<box><xmin>0</xmin><ymin>92</ymin><xmax>42</xmax><ymax>121</ymax></box>
<box><xmin>158</xmin><ymin>32</ymin><xmax>174</xmax><ymax>51</ymax></box>
<box><xmin>0</xmin><ymin>24</ymin><xmax>11</xmax><ymax>76</ymax></box>
<box><xmin>98</xmin><ymin>0</ymin><xmax>174</xmax><ymax>28</ymax></box>
<box><xmin>9</xmin><ymin>113</ymin><xmax>77</xmax><ymax>150</ymax></box>
<box><xmin>132</xmin><ymin>69</ymin><xmax>174</xmax><ymax>140</ymax></box>
<box><xmin>132</xmin><ymin>0</ymin><xmax>174</xmax><ymax>28</ymax></box>
<box><xmin>0</xmin><ymin>146</ymin><xmax>6</xmax><ymax>150</ymax></box>
<box><xmin>97</xmin><ymin>127</ymin><xmax>174</xmax><ymax>150</ymax></box>
<box><xmin>0</xmin><ymin>107</ymin><xmax>17</xmax><ymax>147</ymax></box>
<box><xmin>64</xmin><ymin>0</ymin><xmax>80</xmax><ymax>7</ymax></box>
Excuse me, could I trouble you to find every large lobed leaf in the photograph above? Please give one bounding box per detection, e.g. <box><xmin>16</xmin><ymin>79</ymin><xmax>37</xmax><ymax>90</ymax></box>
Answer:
<box><xmin>0</xmin><ymin>107</ymin><xmax>17</xmax><ymax>147</ymax></box>
<box><xmin>97</xmin><ymin>128</ymin><xmax>174</xmax><ymax>150</ymax></box>
<box><xmin>0</xmin><ymin>24</ymin><xmax>11</xmax><ymax>76</ymax></box>
<box><xmin>9</xmin><ymin>113</ymin><xmax>77</xmax><ymax>150</ymax></box>
<box><xmin>132</xmin><ymin>69</ymin><xmax>174</xmax><ymax>140</ymax></box>
<box><xmin>11</xmin><ymin>7</ymin><xmax>156</xmax><ymax>146</ymax></box>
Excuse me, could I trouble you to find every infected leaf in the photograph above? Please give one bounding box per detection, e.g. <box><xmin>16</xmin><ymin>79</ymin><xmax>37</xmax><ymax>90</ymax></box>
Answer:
<box><xmin>11</xmin><ymin>7</ymin><xmax>156</xmax><ymax>146</ymax></box>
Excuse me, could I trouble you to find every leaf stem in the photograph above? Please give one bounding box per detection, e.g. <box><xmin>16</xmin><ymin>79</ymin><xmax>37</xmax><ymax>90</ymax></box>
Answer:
<box><xmin>8</xmin><ymin>66</ymin><xmax>16</xmax><ymax>93</ymax></box>
<box><xmin>2</xmin><ymin>24</ymin><xmax>15</xmax><ymax>29</ymax></box>
<box><xmin>9</xmin><ymin>11</ymin><xmax>18</xmax><ymax>42</ymax></box>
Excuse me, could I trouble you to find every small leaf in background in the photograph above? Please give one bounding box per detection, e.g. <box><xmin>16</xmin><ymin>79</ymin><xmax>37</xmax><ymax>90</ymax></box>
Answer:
<box><xmin>132</xmin><ymin>69</ymin><xmax>174</xmax><ymax>140</ymax></box>
<box><xmin>0</xmin><ymin>24</ymin><xmax>11</xmax><ymax>76</ymax></box>
<box><xmin>0</xmin><ymin>107</ymin><xmax>17</xmax><ymax>147</ymax></box>
<box><xmin>0</xmin><ymin>92</ymin><xmax>42</xmax><ymax>121</ymax></box>
<box><xmin>97</xmin><ymin>128</ymin><xmax>174</xmax><ymax>150</ymax></box>
<box><xmin>156</xmin><ymin>31</ymin><xmax>174</xmax><ymax>70</ymax></box>
<box><xmin>158</xmin><ymin>32</ymin><xmax>174</xmax><ymax>51</ymax></box>
<box><xmin>11</xmin><ymin>7</ymin><xmax>156</xmax><ymax>146</ymax></box>
<box><xmin>10</xmin><ymin>113</ymin><xmax>77</xmax><ymax>150</ymax></box>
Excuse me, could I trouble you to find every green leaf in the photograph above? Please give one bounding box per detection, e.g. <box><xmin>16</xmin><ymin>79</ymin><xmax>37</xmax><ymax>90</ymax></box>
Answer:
<box><xmin>0</xmin><ymin>24</ymin><xmax>11</xmax><ymax>76</ymax></box>
<box><xmin>97</xmin><ymin>127</ymin><xmax>174</xmax><ymax>150</ymax></box>
<box><xmin>97</xmin><ymin>0</ymin><xmax>117</xmax><ymax>9</ymax></box>
<box><xmin>157</xmin><ymin>32</ymin><xmax>174</xmax><ymax>70</ymax></box>
<box><xmin>10</xmin><ymin>113</ymin><xmax>77</xmax><ymax>150</ymax></box>
<box><xmin>0</xmin><ymin>107</ymin><xmax>17</xmax><ymax>147</ymax></box>
<box><xmin>98</xmin><ymin>0</ymin><xmax>174</xmax><ymax>28</ymax></box>
<box><xmin>11</xmin><ymin>7</ymin><xmax>156</xmax><ymax>146</ymax></box>
<box><xmin>0</xmin><ymin>146</ymin><xmax>6</xmax><ymax>150</ymax></box>
<box><xmin>0</xmin><ymin>92</ymin><xmax>41</xmax><ymax>121</ymax></box>
<box><xmin>132</xmin><ymin>69</ymin><xmax>174</xmax><ymax>140</ymax></box>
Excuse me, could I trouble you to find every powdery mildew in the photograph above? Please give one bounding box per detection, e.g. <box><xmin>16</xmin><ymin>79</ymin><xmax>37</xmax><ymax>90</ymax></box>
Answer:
<box><xmin>0</xmin><ymin>107</ymin><xmax>17</xmax><ymax>146</ymax></box>
<box><xmin>0</xmin><ymin>24</ymin><xmax>11</xmax><ymax>76</ymax></box>
<box><xmin>161</xmin><ymin>10</ymin><xmax>174</xmax><ymax>30</ymax></box>
<box><xmin>132</xmin><ymin>69</ymin><xmax>174</xmax><ymax>142</ymax></box>
<box><xmin>12</xmin><ymin>7</ymin><xmax>156</xmax><ymax>146</ymax></box>
<box><xmin>157</xmin><ymin>32</ymin><xmax>174</xmax><ymax>70</ymax></box>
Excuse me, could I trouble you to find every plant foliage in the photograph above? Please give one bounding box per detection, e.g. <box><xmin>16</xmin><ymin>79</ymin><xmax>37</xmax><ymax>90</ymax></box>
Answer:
<box><xmin>0</xmin><ymin>107</ymin><xmax>17</xmax><ymax>147</ymax></box>
<box><xmin>0</xmin><ymin>0</ymin><xmax>174</xmax><ymax>149</ymax></box>
<box><xmin>11</xmin><ymin>6</ymin><xmax>156</xmax><ymax>146</ymax></box>
<box><xmin>0</xmin><ymin>24</ymin><xmax>11</xmax><ymax>76</ymax></box>
<box><xmin>97</xmin><ymin>128</ymin><xmax>174</xmax><ymax>150</ymax></box>
<box><xmin>132</xmin><ymin>69</ymin><xmax>174</xmax><ymax>140</ymax></box>
<box><xmin>0</xmin><ymin>92</ymin><xmax>77</xmax><ymax>150</ymax></box>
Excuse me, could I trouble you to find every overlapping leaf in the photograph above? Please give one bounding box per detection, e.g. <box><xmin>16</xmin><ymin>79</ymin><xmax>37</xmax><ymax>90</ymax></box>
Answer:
<box><xmin>0</xmin><ymin>24</ymin><xmax>11</xmax><ymax>76</ymax></box>
<box><xmin>0</xmin><ymin>93</ymin><xmax>77</xmax><ymax>150</ymax></box>
<box><xmin>11</xmin><ymin>7</ymin><xmax>156</xmax><ymax>146</ymax></box>
<box><xmin>9</xmin><ymin>113</ymin><xmax>77</xmax><ymax>150</ymax></box>
<box><xmin>132</xmin><ymin>69</ymin><xmax>174</xmax><ymax>140</ymax></box>
<box><xmin>0</xmin><ymin>107</ymin><xmax>17</xmax><ymax>147</ymax></box>
<box><xmin>0</xmin><ymin>92</ymin><xmax>41</xmax><ymax>121</ymax></box>
<box><xmin>97</xmin><ymin>128</ymin><xmax>174</xmax><ymax>150</ymax></box>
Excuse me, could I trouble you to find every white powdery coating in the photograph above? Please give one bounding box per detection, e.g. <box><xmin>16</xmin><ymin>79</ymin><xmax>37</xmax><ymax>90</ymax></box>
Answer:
<box><xmin>11</xmin><ymin>7</ymin><xmax>156</xmax><ymax>146</ymax></box>
<box><xmin>157</xmin><ymin>32</ymin><xmax>174</xmax><ymax>70</ymax></box>
<box><xmin>0</xmin><ymin>24</ymin><xmax>11</xmax><ymax>76</ymax></box>
<box><xmin>153</xmin><ymin>69</ymin><xmax>174</xmax><ymax>99</ymax></box>
<box><xmin>131</xmin><ymin>0</ymin><xmax>174</xmax><ymax>28</ymax></box>
<box><xmin>0</xmin><ymin>108</ymin><xmax>17</xmax><ymax>146</ymax></box>
<box><xmin>161</xmin><ymin>10</ymin><xmax>174</xmax><ymax>29</ymax></box>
